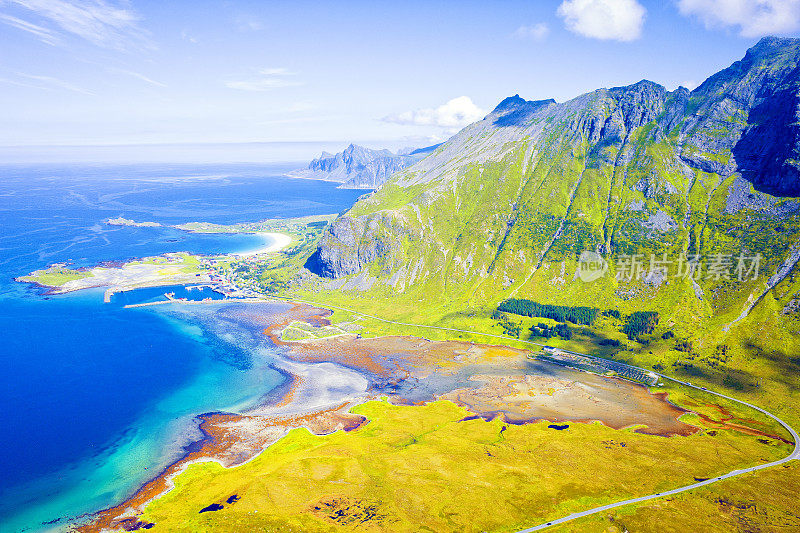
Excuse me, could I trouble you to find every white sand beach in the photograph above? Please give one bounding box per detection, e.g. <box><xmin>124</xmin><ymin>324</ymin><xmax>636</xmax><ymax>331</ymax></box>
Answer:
<box><xmin>235</xmin><ymin>232</ymin><xmax>292</xmax><ymax>257</ymax></box>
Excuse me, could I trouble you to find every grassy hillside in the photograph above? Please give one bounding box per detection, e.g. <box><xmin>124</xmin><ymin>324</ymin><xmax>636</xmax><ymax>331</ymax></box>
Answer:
<box><xmin>104</xmin><ymin>38</ymin><xmax>800</xmax><ymax>533</ymax></box>
<box><xmin>219</xmin><ymin>39</ymin><xmax>800</xmax><ymax>430</ymax></box>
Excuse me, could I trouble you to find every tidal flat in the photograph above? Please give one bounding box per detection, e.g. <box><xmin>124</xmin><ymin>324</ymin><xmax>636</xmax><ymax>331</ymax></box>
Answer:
<box><xmin>75</xmin><ymin>300</ymin><xmax>791</xmax><ymax>532</ymax></box>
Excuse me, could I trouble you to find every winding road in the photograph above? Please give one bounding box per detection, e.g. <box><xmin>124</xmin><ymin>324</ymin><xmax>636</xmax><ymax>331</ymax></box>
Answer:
<box><xmin>516</xmin><ymin>370</ymin><xmax>800</xmax><ymax>532</ymax></box>
<box><xmin>267</xmin><ymin>294</ymin><xmax>800</xmax><ymax>531</ymax></box>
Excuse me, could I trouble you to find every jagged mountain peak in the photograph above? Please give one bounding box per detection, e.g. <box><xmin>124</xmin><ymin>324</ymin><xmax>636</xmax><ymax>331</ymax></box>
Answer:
<box><xmin>744</xmin><ymin>35</ymin><xmax>800</xmax><ymax>62</ymax></box>
<box><xmin>492</xmin><ymin>94</ymin><xmax>526</xmax><ymax>112</ymax></box>
<box><xmin>491</xmin><ymin>95</ymin><xmax>556</xmax><ymax>127</ymax></box>
<box><xmin>309</xmin><ymin>38</ymin><xmax>800</xmax><ymax>289</ymax></box>
<box><xmin>608</xmin><ymin>79</ymin><xmax>666</xmax><ymax>97</ymax></box>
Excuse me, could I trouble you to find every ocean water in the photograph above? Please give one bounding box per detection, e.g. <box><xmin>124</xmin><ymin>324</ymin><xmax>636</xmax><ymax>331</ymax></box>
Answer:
<box><xmin>0</xmin><ymin>163</ymin><xmax>363</xmax><ymax>532</ymax></box>
<box><xmin>110</xmin><ymin>284</ymin><xmax>227</xmax><ymax>306</ymax></box>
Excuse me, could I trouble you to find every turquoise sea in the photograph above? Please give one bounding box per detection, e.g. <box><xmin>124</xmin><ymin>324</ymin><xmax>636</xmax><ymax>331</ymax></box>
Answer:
<box><xmin>0</xmin><ymin>163</ymin><xmax>363</xmax><ymax>532</ymax></box>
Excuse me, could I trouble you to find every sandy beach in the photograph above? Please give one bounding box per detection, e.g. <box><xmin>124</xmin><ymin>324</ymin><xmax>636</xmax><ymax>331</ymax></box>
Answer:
<box><xmin>234</xmin><ymin>232</ymin><xmax>292</xmax><ymax>257</ymax></box>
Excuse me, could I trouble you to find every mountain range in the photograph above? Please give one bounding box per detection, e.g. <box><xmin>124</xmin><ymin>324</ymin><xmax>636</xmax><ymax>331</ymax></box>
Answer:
<box><xmin>304</xmin><ymin>37</ymin><xmax>800</xmax><ymax>367</ymax></box>
<box><xmin>288</xmin><ymin>143</ymin><xmax>441</xmax><ymax>189</ymax></box>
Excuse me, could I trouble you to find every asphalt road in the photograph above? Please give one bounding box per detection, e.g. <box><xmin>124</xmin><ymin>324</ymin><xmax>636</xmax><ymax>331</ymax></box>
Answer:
<box><xmin>516</xmin><ymin>371</ymin><xmax>799</xmax><ymax>532</ymax></box>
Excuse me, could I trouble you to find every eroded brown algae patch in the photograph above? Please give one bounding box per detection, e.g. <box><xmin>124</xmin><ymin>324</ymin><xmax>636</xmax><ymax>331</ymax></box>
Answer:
<box><xmin>280</xmin><ymin>333</ymin><xmax>527</xmax><ymax>378</ymax></box>
<box><xmin>279</xmin><ymin>330</ymin><xmax>697</xmax><ymax>435</ymax></box>
<box><xmin>440</xmin><ymin>373</ymin><xmax>698</xmax><ymax>436</ymax></box>
<box><xmin>78</xmin><ymin>300</ymin><xmax>760</xmax><ymax>532</ymax></box>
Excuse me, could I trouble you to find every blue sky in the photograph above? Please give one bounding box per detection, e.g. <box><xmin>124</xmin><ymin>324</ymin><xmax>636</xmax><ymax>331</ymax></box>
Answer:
<box><xmin>1</xmin><ymin>0</ymin><xmax>799</xmax><ymax>161</ymax></box>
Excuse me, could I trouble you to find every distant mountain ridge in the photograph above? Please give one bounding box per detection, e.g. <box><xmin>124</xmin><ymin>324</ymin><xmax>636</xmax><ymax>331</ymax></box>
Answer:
<box><xmin>289</xmin><ymin>143</ymin><xmax>442</xmax><ymax>189</ymax></box>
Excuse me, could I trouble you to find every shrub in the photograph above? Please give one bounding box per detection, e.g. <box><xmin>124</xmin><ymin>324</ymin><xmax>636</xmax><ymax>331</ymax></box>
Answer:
<box><xmin>530</xmin><ymin>322</ymin><xmax>571</xmax><ymax>340</ymax></box>
<box><xmin>495</xmin><ymin>313</ymin><xmax>521</xmax><ymax>338</ymax></box>
<box><xmin>529</xmin><ymin>323</ymin><xmax>553</xmax><ymax>339</ymax></box>
<box><xmin>554</xmin><ymin>323</ymin><xmax>572</xmax><ymax>340</ymax></box>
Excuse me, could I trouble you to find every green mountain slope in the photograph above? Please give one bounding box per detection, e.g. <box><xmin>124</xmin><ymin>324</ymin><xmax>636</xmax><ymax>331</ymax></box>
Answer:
<box><xmin>294</xmin><ymin>38</ymin><xmax>800</xmax><ymax>397</ymax></box>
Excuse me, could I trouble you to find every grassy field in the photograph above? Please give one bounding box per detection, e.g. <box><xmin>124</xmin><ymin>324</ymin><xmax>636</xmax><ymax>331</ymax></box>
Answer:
<box><xmin>553</xmin><ymin>462</ymin><xmax>800</xmax><ymax>532</ymax></box>
<box><xmin>139</xmin><ymin>400</ymin><xmax>788</xmax><ymax>532</ymax></box>
<box><xmin>18</xmin><ymin>266</ymin><xmax>89</xmax><ymax>286</ymax></box>
<box><xmin>280</xmin><ymin>285</ymin><xmax>800</xmax><ymax>431</ymax></box>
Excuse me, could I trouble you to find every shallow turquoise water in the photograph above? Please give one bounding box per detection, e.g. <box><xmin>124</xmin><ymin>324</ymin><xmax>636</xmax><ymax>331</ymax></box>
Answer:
<box><xmin>1</xmin><ymin>291</ymin><xmax>285</xmax><ymax>532</ymax></box>
<box><xmin>0</xmin><ymin>164</ymin><xmax>362</xmax><ymax>532</ymax></box>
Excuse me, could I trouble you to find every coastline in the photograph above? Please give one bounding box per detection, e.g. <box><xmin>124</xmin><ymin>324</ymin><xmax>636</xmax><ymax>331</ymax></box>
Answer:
<box><xmin>75</xmin><ymin>302</ymin><xmax>370</xmax><ymax>532</ymax></box>
<box><xmin>14</xmin><ymin>229</ymin><xmax>292</xmax><ymax>299</ymax></box>
<box><xmin>63</xmin><ymin>298</ymin><xmax>797</xmax><ymax>532</ymax></box>
<box><xmin>77</xmin><ymin>404</ymin><xmax>368</xmax><ymax>533</ymax></box>
<box><xmin>16</xmin><ymin>250</ymin><xmax>794</xmax><ymax>532</ymax></box>
<box><xmin>283</xmin><ymin>171</ymin><xmax>376</xmax><ymax>190</ymax></box>
<box><xmin>233</xmin><ymin>232</ymin><xmax>292</xmax><ymax>257</ymax></box>
<box><xmin>0</xmin><ymin>171</ymin><xmax>363</xmax><ymax>533</ymax></box>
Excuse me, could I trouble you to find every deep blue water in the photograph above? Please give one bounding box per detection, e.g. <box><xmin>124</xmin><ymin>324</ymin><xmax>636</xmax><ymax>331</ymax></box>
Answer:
<box><xmin>0</xmin><ymin>163</ymin><xmax>363</xmax><ymax>531</ymax></box>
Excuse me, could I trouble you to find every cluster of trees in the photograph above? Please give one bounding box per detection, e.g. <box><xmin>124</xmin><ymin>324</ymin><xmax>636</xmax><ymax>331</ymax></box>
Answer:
<box><xmin>675</xmin><ymin>340</ymin><xmax>693</xmax><ymax>352</ymax></box>
<box><xmin>622</xmin><ymin>311</ymin><xmax>660</xmax><ymax>339</ymax></box>
<box><xmin>598</xmin><ymin>338</ymin><xmax>622</xmax><ymax>347</ymax></box>
<box><xmin>498</xmin><ymin>299</ymin><xmax>598</xmax><ymax>325</ymax></box>
<box><xmin>495</xmin><ymin>301</ymin><xmax>666</xmax><ymax>345</ymax></box>
<box><xmin>530</xmin><ymin>322</ymin><xmax>572</xmax><ymax>340</ymax></box>
<box><xmin>492</xmin><ymin>310</ymin><xmax>522</xmax><ymax>338</ymax></box>
<box><xmin>700</xmin><ymin>344</ymin><xmax>730</xmax><ymax>369</ymax></box>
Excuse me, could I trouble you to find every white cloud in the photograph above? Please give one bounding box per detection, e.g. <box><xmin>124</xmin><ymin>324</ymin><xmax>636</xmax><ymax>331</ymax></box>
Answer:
<box><xmin>110</xmin><ymin>68</ymin><xmax>166</xmax><ymax>88</ymax></box>
<box><xmin>0</xmin><ymin>12</ymin><xmax>60</xmax><ymax>45</ymax></box>
<box><xmin>0</xmin><ymin>0</ymin><xmax>152</xmax><ymax>50</ymax></box>
<box><xmin>512</xmin><ymin>22</ymin><xmax>550</xmax><ymax>41</ymax></box>
<box><xmin>180</xmin><ymin>29</ymin><xmax>198</xmax><ymax>44</ymax></box>
<box><xmin>399</xmin><ymin>134</ymin><xmax>446</xmax><ymax>146</ymax></box>
<box><xmin>4</xmin><ymin>72</ymin><xmax>95</xmax><ymax>95</ymax></box>
<box><xmin>225</xmin><ymin>68</ymin><xmax>303</xmax><ymax>91</ymax></box>
<box><xmin>233</xmin><ymin>13</ymin><xmax>264</xmax><ymax>32</ymax></box>
<box><xmin>557</xmin><ymin>0</ymin><xmax>646</xmax><ymax>42</ymax></box>
<box><xmin>258</xmin><ymin>67</ymin><xmax>295</xmax><ymax>76</ymax></box>
<box><xmin>383</xmin><ymin>96</ymin><xmax>485</xmax><ymax>129</ymax></box>
<box><xmin>0</xmin><ymin>76</ymin><xmax>50</xmax><ymax>90</ymax></box>
<box><xmin>677</xmin><ymin>0</ymin><xmax>800</xmax><ymax>37</ymax></box>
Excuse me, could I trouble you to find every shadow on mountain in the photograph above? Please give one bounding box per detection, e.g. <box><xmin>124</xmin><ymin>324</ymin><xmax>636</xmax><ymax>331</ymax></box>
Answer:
<box><xmin>492</xmin><ymin>96</ymin><xmax>555</xmax><ymax>127</ymax></box>
<box><xmin>732</xmin><ymin>65</ymin><xmax>800</xmax><ymax>197</ymax></box>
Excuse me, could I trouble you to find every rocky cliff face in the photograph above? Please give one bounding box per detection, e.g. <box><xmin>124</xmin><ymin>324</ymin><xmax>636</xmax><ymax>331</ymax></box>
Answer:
<box><xmin>305</xmin><ymin>38</ymin><xmax>800</xmax><ymax>334</ymax></box>
<box><xmin>290</xmin><ymin>143</ymin><xmax>440</xmax><ymax>189</ymax></box>
<box><xmin>305</xmin><ymin>214</ymin><xmax>393</xmax><ymax>278</ymax></box>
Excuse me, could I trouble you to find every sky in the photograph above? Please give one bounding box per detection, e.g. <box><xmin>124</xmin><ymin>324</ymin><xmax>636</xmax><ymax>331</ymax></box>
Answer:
<box><xmin>1</xmin><ymin>0</ymin><xmax>800</xmax><ymax>162</ymax></box>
